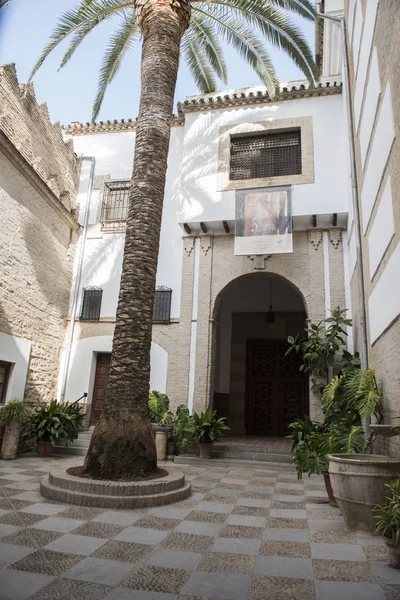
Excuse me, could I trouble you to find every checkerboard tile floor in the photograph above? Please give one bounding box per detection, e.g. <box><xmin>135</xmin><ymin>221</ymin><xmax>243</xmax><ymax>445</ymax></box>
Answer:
<box><xmin>0</xmin><ymin>456</ymin><xmax>399</xmax><ymax>600</ymax></box>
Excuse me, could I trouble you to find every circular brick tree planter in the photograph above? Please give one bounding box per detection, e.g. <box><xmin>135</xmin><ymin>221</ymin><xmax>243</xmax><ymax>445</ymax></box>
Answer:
<box><xmin>40</xmin><ymin>463</ymin><xmax>191</xmax><ymax>508</ymax></box>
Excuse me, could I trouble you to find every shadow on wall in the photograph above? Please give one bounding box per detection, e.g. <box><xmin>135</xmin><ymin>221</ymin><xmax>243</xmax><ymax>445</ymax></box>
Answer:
<box><xmin>0</xmin><ymin>301</ymin><xmax>29</xmax><ymax>402</ymax></box>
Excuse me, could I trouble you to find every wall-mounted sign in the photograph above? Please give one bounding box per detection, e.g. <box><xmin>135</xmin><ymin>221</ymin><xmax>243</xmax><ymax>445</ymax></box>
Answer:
<box><xmin>234</xmin><ymin>186</ymin><xmax>293</xmax><ymax>256</ymax></box>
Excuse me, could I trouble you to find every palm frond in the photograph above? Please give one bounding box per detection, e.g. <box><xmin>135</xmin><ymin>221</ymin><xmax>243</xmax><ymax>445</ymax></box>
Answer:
<box><xmin>270</xmin><ymin>0</ymin><xmax>315</xmax><ymax>20</ymax></box>
<box><xmin>188</xmin><ymin>12</ymin><xmax>228</xmax><ymax>84</ymax></box>
<box><xmin>92</xmin><ymin>10</ymin><xmax>139</xmax><ymax>121</ymax></box>
<box><xmin>59</xmin><ymin>15</ymin><xmax>112</xmax><ymax>70</ymax></box>
<box><xmin>0</xmin><ymin>0</ymin><xmax>13</xmax><ymax>10</ymax></box>
<box><xmin>28</xmin><ymin>0</ymin><xmax>133</xmax><ymax>82</ymax></box>
<box><xmin>198</xmin><ymin>0</ymin><xmax>318</xmax><ymax>83</ymax></box>
<box><xmin>192</xmin><ymin>6</ymin><xmax>278</xmax><ymax>97</ymax></box>
<box><xmin>181</xmin><ymin>29</ymin><xmax>217</xmax><ymax>93</ymax></box>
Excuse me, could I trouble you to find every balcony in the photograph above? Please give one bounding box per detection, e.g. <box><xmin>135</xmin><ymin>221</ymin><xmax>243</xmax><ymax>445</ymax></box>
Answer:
<box><xmin>100</xmin><ymin>180</ymin><xmax>130</xmax><ymax>224</ymax></box>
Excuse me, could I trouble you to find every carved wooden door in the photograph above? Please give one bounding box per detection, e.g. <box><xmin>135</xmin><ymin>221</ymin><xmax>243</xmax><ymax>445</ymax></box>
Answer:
<box><xmin>246</xmin><ymin>340</ymin><xmax>308</xmax><ymax>436</ymax></box>
<box><xmin>90</xmin><ymin>353</ymin><xmax>111</xmax><ymax>425</ymax></box>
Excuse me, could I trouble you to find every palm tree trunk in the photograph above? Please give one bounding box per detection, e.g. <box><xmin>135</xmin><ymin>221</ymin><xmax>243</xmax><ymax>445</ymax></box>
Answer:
<box><xmin>84</xmin><ymin>0</ymin><xmax>191</xmax><ymax>479</ymax></box>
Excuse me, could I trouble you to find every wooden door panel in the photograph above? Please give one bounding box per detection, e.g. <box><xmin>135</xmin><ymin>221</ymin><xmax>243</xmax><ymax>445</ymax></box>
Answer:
<box><xmin>90</xmin><ymin>353</ymin><xmax>111</xmax><ymax>425</ymax></box>
<box><xmin>246</xmin><ymin>339</ymin><xmax>308</xmax><ymax>436</ymax></box>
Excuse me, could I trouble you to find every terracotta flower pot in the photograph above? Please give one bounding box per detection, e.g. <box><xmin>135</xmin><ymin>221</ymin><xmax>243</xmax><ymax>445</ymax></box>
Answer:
<box><xmin>385</xmin><ymin>538</ymin><xmax>400</xmax><ymax>569</ymax></box>
<box><xmin>37</xmin><ymin>441</ymin><xmax>53</xmax><ymax>458</ymax></box>
<box><xmin>329</xmin><ymin>454</ymin><xmax>400</xmax><ymax>531</ymax></box>
<box><xmin>199</xmin><ymin>442</ymin><xmax>212</xmax><ymax>459</ymax></box>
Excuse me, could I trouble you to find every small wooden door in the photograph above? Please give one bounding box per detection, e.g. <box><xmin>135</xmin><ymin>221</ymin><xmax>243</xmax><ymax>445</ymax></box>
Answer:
<box><xmin>0</xmin><ymin>362</ymin><xmax>11</xmax><ymax>404</ymax></box>
<box><xmin>246</xmin><ymin>340</ymin><xmax>308</xmax><ymax>436</ymax></box>
<box><xmin>90</xmin><ymin>353</ymin><xmax>111</xmax><ymax>425</ymax></box>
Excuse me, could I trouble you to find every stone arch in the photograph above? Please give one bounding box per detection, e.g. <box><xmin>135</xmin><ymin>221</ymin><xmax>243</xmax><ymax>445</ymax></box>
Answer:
<box><xmin>210</xmin><ymin>271</ymin><xmax>310</xmax><ymax>436</ymax></box>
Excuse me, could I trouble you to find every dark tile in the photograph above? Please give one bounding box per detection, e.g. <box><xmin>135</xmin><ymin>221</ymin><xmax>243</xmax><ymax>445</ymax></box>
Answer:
<box><xmin>30</xmin><ymin>577</ymin><xmax>112</xmax><ymax>600</ymax></box>
<box><xmin>271</xmin><ymin>501</ymin><xmax>307</xmax><ymax>509</ymax></box>
<box><xmin>232</xmin><ymin>506</ymin><xmax>269</xmax><ymax>517</ymax></box>
<box><xmin>219</xmin><ymin>525</ymin><xmax>263</xmax><ymax>539</ymax></box>
<box><xmin>71</xmin><ymin>521</ymin><xmax>124</xmax><ymax>539</ymax></box>
<box><xmin>161</xmin><ymin>532</ymin><xmax>212</xmax><ymax>552</ymax></box>
<box><xmin>241</xmin><ymin>491</ymin><xmax>272</xmax><ymax>500</ymax></box>
<box><xmin>124</xmin><ymin>566</ymin><xmax>191</xmax><ymax>594</ymax></box>
<box><xmin>307</xmin><ymin>509</ymin><xmax>343</xmax><ymax>520</ymax></box>
<box><xmin>0</xmin><ymin>511</ymin><xmax>47</xmax><ymax>527</ymax></box>
<box><xmin>218</xmin><ymin>483</ymin><xmax>247</xmax><ymax>491</ymax></box>
<box><xmin>59</xmin><ymin>506</ymin><xmax>106</xmax><ymax>521</ymax></box>
<box><xmin>134</xmin><ymin>515</ymin><xmax>180</xmax><ymax>531</ymax></box>
<box><xmin>93</xmin><ymin>539</ymin><xmax>152</xmax><ymax>563</ymax></box>
<box><xmin>198</xmin><ymin>552</ymin><xmax>256</xmax><ymax>573</ymax></box>
<box><xmin>273</xmin><ymin>488</ymin><xmax>304</xmax><ymax>496</ymax></box>
<box><xmin>0</xmin><ymin>498</ymin><xmax>32</xmax><ymax>510</ymax></box>
<box><xmin>260</xmin><ymin>540</ymin><xmax>311</xmax><ymax>558</ymax></box>
<box><xmin>10</xmin><ymin>548</ymin><xmax>82</xmax><ymax>576</ymax></box>
<box><xmin>266</xmin><ymin>517</ymin><xmax>308</xmax><ymax>529</ymax></box>
<box><xmin>0</xmin><ymin>487</ymin><xmax>21</xmax><ymax>497</ymax></box>
<box><xmin>204</xmin><ymin>494</ymin><xmax>235</xmax><ymax>505</ymax></box>
<box><xmin>362</xmin><ymin>545</ymin><xmax>390</xmax><ymax>561</ymax></box>
<box><xmin>185</xmin><ymin>511</ymin><xmax>227</xmax><ymax>523</ymax></box>
<box><xmin>310</xmin><ymin>530</ymin><xmax>358</xmax><ymax>544</ymax></box>
<box><xmin>381</xmin><ymin>584</ymin><xmax>400</xmax><ymax>600</ymax></box>
<box><xmin>312</xmin><ymin>558</ymin><xmax>375</xmax><ymax>582</ymax></box>
<box><xmin>249</xmin><ymin>575</ymin><xmax>316</xmax><ymax>599</ymax></box>
<box><xmin>0</xmin><ymin>478</ymin><xmax>16</xmax><ymax>487</ymax></box>
<box><xmin>3</xmin><ymin>527</ymin><xmax>62</xmax><ymax>548</ymax></box>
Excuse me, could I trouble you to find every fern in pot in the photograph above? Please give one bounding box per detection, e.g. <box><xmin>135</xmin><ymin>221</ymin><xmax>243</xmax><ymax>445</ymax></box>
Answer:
<box><xmin>185</xmin><ymin>408</ymin><xmax>230</xmax><ymax>459</ymax></box>
<box><xmin>0</xmin><ymin>399</ymin><xmax>29</xmax><ymax>460</ymax></box>
<box><xmin>374</xmin><ymin>477</ymin><xmax>400</xmax><ymax>568</ymax></box>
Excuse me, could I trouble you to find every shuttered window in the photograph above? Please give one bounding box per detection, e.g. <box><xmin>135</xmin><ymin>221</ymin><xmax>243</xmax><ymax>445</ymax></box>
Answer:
<box><xmin>153</xmin><ymin>286</ymin><xmax>172</xmax><ymax>323</ymax></box>
<box><xmin>80</xmin><ymin>287</ymin><xmax>103</xmax><ymax>321</ymax></box>
<box><xmin>230</xmin><ymin>130</ymin><xmax>302</xmax><ymax>180</ymax></box>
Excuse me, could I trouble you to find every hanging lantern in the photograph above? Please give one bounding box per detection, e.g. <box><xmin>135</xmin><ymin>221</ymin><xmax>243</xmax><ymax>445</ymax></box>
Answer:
<box><xmin>266</xmin><ymin>278</ymin><xmax>275</xmax><ymax>324</ymax></box>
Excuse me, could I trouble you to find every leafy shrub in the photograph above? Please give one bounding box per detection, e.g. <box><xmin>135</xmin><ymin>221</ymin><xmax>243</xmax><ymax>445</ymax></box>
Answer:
<box><xmin>374</xmin><ymin>477</ymin><xmax>400</xmax><ymax>546</ymax></box>
<box><xmin>23</xmin><ymin>399</ymin><xmax>85</xmax><ymax>446</ymax></box>
<box><xmin>185</xmin><ymin>408</ymin><xmax>230</xmax><ymax>444</ymax></box>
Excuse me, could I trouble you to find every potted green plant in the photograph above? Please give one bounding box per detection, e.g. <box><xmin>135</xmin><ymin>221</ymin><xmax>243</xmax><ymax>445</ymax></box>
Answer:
<box><xmin>185</xmin><ymin>408</ymin><xmax>230</xmax><ymax>459</ymax></box>
<box><xmin>171</xmin><ymin>404</ymin><xmax>191</xmax><ymax>455</ymax></box>
<box><xmin>24</xmin><ymin>399</ymin><xmax>85</xmax><ymax>457</ymax></box>
<box><xmin>374</xmin><ymin>477</ymin><xmax>400</xmax><ymax>569</ymax></box>
<box><xmin>148</xmin><ymin>390</ymin><xmax>173</xmax><ymax>461</ymax></box>
<box><xmin>0</xmin><ymin>399</ymin><xmax>29</xmax><ymax>460</ymax></box>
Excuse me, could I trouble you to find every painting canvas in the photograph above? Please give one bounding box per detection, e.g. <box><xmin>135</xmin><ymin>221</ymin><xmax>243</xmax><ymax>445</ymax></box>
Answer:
<box><xmin>234</xmin><ymin>186</ymin><xmax>293</xmax><ymax>255</ymax></box>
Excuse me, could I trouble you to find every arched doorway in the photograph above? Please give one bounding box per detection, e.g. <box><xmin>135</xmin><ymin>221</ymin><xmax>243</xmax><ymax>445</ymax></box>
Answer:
<box><xmin>212</xmin><ymin>273</ymin><xmax>309</xmax><ymax>437</ymax></box>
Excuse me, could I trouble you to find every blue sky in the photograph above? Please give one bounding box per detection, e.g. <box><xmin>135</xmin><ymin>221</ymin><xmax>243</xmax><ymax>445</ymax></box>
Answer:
<box><xmin>0</xmin><ymin>1</ymin><xmax>314</xmax><ymax>125</ymax></box>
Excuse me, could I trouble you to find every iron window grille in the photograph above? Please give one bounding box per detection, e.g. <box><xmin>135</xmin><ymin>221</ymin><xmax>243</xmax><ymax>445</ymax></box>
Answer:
<box><xmin>101</xmin><ymin>180</ymin><xmax>130</xmax><ymax>223</ymax></box>
<box><xmin>80</xmin><ymin>286</ymin><xmax>103</xmax><ymax>321</ymax></box>
<box><xmin>153</xmin><ymin>286</ymin><xmax>172</xmax><ymax>323</ymax></box>
<box><xmin>230</xmin><ymin>130</ymin><xmax>302</xmax><ymax>181</ymax></box>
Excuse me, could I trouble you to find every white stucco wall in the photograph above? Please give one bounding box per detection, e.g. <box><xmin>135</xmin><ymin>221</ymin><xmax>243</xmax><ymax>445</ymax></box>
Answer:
<box><xmin>179</xmin><ymin>94</ymin><xmax>349</xmax><ymax>224</ymax></box>
<box><xmin>71</xmin><ymin>127</ymin><xmax>185</xmax><ymax>319</ymax></box>
<box><xmin>63</xmin><ymin>336</ymin><xmax>168</xmax><ymax>403</ymax></box>
<box><xmin>0</xmin><ymin>332</ymin><xmax>31</xmax><ymax>402</ymax></box>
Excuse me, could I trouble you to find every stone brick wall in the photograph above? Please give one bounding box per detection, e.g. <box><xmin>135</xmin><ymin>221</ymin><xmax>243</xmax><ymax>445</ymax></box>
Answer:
<box><xmin>346</xmin><ymin>0</ymin><xmax>400</xmax><ymax>456</ymax></box>
<box><xmin>0</xmin><ymin>65</ymin><xmax>80</xmax><ymax>404</ymax></box>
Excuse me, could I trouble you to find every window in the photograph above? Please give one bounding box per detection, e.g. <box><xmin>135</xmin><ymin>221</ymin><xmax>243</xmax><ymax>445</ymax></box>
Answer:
<box><xmin>230</xmin><ymin>130</ymin><xmax>302</xmax><ymax>181</ymax></box>
<box><xmin>153</xmin><ymin>286</ymin><xmax>172</xmax><ymax>323</ymax></box>
<box><xmin>80</xmin><ymin>287</ymin><xmax>103</xmax><ymax>321</ymax></box>
<box><xmin>101</xmin><ymin>180</ymin><xmax>130</xmax><ymax>223</ymax></box>
<box><xmin>0</xmin><ymin>361</ymin><xmax>11</xmax><ymax>404</ymax></box>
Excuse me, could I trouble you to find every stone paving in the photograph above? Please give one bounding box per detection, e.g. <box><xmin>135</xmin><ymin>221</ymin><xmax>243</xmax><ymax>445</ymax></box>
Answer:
<box><xmin>0</xmin><ymin>455</ymin><xmax>399</xmax><ymax>600</ymax></box>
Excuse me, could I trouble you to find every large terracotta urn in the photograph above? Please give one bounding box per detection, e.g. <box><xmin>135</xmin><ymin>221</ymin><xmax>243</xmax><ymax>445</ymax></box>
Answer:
<box><xmin>328</xmin><ymin>454</ymin><xmax>400</xmax><ymax>532</ymax></box>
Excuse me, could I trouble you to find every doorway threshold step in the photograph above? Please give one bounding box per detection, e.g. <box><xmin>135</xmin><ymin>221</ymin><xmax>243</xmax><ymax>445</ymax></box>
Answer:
<box><xmin>210</xmin><ymin>451</ymin><xmax>292</xmax><ymax>463</ymax></box>
<box><xmin>174</xmin><ymin>455</ymin><xmax>295</xmax><ymax>471</ymax></box>
<box><xmin>213</xmin><ymin>444</ymin><xmax>291</xmax><ymax>455</ymax></box>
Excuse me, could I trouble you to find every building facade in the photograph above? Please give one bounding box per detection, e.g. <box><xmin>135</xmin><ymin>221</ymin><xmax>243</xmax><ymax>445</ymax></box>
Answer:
<box><xmin>63</xmin><ymin>21</ymin><xmax>351</xmax><ymax>437</ymax></box>
<box><xmin>345</xmin><ymin>0</ymin><xmax>400</xmax><ymax>456</ymax></box>
<box><xmin>0</xmin><ymin>64</ymin><xmax>80</xmax><ymax>405</ymax></box>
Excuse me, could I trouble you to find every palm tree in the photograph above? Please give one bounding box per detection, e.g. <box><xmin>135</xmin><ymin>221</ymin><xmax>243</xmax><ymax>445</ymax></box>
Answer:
<box><xmin>2</xmin><ymin>0</ymin><xmax>318</xmax><ymax>479</ymax></box>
